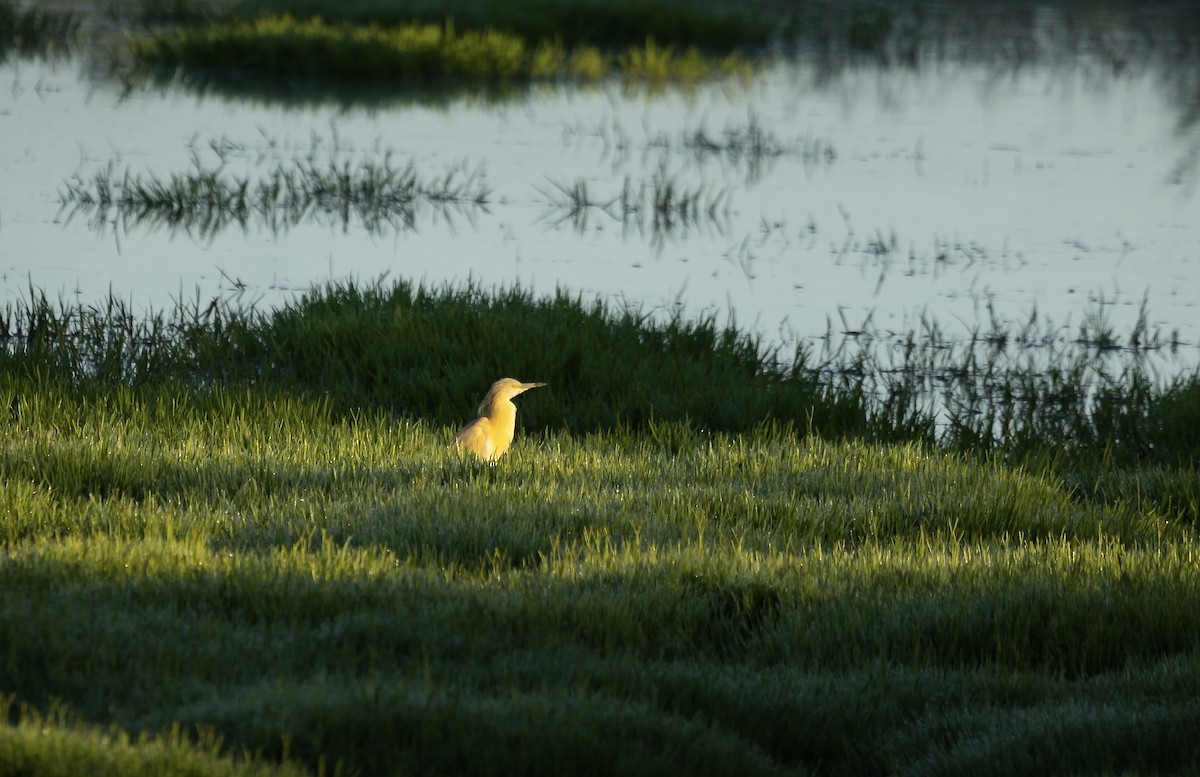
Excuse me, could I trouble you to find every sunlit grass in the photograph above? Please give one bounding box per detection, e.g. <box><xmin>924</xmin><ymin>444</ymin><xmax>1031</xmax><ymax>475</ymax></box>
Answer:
<box><xmin>0</xmin><ymin>697</ymin><xmax>306</xmax><ymax>777</ymax></box>
<box><xmin>1</xmin><ymin>280</ymin><xmax>1198</xmax><ymax>774</ymax></box>
<box><xmin>2</xmin><ymin>382</ymin><xmax>1199</xmax><ymax>774</ymax></box>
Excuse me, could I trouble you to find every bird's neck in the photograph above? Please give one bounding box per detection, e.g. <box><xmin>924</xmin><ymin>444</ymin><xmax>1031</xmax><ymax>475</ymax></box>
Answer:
<box><xmin>484</xmin><ymin>399</ymin><xmax>517</xmax><ymax>430</ymax></box>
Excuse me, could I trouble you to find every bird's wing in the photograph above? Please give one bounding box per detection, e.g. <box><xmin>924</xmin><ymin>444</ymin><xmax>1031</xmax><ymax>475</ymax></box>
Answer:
<box><xmin>453</xmin><ymin>417</ymin><xmax>496</xmax><ymax>460</ymax></box>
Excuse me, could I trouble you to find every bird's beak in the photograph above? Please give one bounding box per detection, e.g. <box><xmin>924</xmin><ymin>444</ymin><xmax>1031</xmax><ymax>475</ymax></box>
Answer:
<box><xmin>522</xmin><ymin>382</ymin><xmax>547</xmax><ymax>391</ymax></box>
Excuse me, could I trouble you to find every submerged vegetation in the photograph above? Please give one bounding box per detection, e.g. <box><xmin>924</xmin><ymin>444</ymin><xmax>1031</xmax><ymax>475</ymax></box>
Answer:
<box><xmin>1</xmin><ymin>280</ymin><xmax>1198</xmax><ymax>775</ymax></box>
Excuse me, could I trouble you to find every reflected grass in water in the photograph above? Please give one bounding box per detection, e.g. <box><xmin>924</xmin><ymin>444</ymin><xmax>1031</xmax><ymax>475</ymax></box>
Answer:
<box><xmin>0</xmin><ymin>0</ymin><xmax>78</xmax><ymax>59</ymax></box>
<box><xmin>564</xmin><ymin>112</ymin><xmax>837</xmax><ymax>184</ymax></box>
<box><xmin>538</xmin><ymin>166</ymin><xmax>731</xmax><ymax>249</ymax></box>
<box><xmin>57</xmin><ymin>155</ymin><xmax>490</xmax><ymax>240</ymax></box>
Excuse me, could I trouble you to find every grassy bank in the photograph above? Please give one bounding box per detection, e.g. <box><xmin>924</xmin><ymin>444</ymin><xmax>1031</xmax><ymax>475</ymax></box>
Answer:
<box><xmin>1</xmin><ymin>280</ymin><xmax>1199</xmax><ymax>775</ymax></box>
<box><xmin>5</xmin><ymin>279</ymin><xmax>1198</xmax><ymax>469</ymax></box>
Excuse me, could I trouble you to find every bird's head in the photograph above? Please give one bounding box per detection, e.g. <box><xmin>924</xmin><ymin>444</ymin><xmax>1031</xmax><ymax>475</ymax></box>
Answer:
<box><xmin>479</xmin><ymin>378</ymin><xmax>546</xmax><ymax>413</ymax></box>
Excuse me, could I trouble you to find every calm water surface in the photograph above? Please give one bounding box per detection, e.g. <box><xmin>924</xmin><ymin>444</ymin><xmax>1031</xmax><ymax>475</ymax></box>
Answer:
<box><xmin>2</xmin><ymin>56</ymin><xmax>1197</xmax><ymax>367</ymax></box>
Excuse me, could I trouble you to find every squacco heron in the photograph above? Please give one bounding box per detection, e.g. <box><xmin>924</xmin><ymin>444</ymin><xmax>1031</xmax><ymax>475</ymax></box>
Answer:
<box><xmin>453</xmin><ymin>378</ymin><xmax>546</xmax><ymax>461</ymax></box>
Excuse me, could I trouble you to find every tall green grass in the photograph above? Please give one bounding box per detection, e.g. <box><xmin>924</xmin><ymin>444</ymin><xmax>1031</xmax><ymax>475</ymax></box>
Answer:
<box><xmin>2</xmin><ymin>368</ymin><xmax>1199</xmax><ymax>774</ymax></box>
<box><xmin>4</xmin><ymin>279</ymin><xmax>1196</xmax><ymax>468</ymax></box>
<box><xmin>1</xmin><ymin>280</ymin><xmax>1198</xmax><ymax>774</ymax></box>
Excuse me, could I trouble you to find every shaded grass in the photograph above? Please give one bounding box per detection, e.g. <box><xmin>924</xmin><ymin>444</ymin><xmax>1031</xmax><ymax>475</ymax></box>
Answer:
<box><xmin>0</xmin><ymin>279</ymin><xmax>869</xmax><ymax>439</ymax></box>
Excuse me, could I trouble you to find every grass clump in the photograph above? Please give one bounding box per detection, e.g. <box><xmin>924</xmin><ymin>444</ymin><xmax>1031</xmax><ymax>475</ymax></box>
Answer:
<box><xmin>130</xmin><ymin>15</ymin><xmax>527</xmax><ymax>80</ymax></box>
<box><xmin>58</xmin><ymin>155</ymin><xmax>490</xmax><ymax>239</ymax></box>
<box><xmin>229</xmin><ymin>0</ymin><xmax>771</xmax><ymax>52</ymax></box>
<box><xmin>0</xmin><ymin>697</ymin><xmax>306</xmax><ymax>777</ymax></box>
<box><xmin>129</xmin><ymin>14</ymin><xmax>752</xmax><ymax>84</ymax></box>
<box><xmin>0</xmin><ymin>280</ymin><xmax>869</xmax><ymax>440</ymax></box>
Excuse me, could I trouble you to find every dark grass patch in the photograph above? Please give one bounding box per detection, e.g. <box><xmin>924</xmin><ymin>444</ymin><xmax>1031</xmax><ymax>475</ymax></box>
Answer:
<box><xmin>0</xmin><ymin>0</ymin><xmax>78</xmax><ymax>59</ymax></box>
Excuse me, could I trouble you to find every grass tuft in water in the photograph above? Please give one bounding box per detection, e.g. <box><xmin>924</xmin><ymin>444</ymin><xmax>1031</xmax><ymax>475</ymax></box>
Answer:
<box><xmin>58</xmin><ymin>155</ymin><xmax>489</xmax><ymax>239</ymax></box>
<box><xmin>539</xmin><ymin>165</ymin><xmax>731</xmax><ymax>249</ymax></box>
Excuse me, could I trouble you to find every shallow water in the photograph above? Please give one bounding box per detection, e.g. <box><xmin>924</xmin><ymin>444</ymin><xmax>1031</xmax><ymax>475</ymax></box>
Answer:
<box><xmin>2</xmin><ymin>53</ymin><xmax>1197</xmax><ymax>368</ymax></box>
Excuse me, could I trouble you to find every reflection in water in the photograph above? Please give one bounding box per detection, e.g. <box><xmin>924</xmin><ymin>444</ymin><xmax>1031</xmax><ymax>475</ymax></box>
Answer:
<box><xmin>57</xmin><ymin>155</ymin><xmax>491</xmax><ymax>241</ymax></box>
<box><xmin>561</xmin><ymin>112</ymin><xmax>837</xmax><ymax>184</ymax></box>
<box><xmin>538</xmin><ymin>165</ymin><xmax>732</xmax><ymax>253</ymax></box>
<box><xmin>3</xmin><ymin>6</ymin><xmax>1199</xmax><ymax>378</ymax></box>
<box><xmin>0</xmin><ymin>3</ymin><xmax>77</xmax><ymax>63</ymax></box>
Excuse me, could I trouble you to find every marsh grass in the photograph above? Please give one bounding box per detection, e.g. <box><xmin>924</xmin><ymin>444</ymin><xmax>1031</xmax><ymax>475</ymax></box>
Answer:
<box><xmin>131</xmin><ymin>0</ymin><xmax>1200</xmax><ymax>77</ymax></box>
<box><xmin>129</xmin><ymin>14</ymin><xmax>752</xmax><ymax>85</ymax></box>
<box><xmin>228</xmin><ymin>0</ymin><xmax>771</xmax><ymax>52</ymax></box>
<box><xmin>0</xmin><ymin>696</ymin><xmax>307</xmax><ymax>777</ymax></box>
<box><xmin>58</xmin><ymin>155</ymin><xmax>489</xmax><ymax>239</ymax></box>
<box><xmin>2</xmin><ymin>280</ymin><xmax>1199</xmax><ymax>774</ymax></box>
<box><xmin>1</xmin><ymin>279</ymin><xmax>1196</xmax><ymax>491</ymax></box>
<box><xmin>1</xmin><ymin>364</ymin><xmax>1199</xmax><ymax>774</ymax></box>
